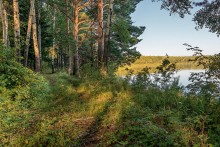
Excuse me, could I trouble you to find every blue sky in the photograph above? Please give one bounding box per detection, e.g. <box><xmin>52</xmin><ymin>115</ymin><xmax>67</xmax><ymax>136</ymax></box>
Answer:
<box><xmin>131</xmin><ymin>0</ymin><xmax>220</xmax><ymax>56</ymax></box>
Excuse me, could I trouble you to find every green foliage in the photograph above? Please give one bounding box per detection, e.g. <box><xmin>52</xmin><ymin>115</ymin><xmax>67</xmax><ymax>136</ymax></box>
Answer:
<box><xmin>130</xmin><ymin>56</ymin><xmax>180</xmax><ymax>91</ymax></box>
<box><xmin>153</xmin><ymin>0</ymin><xmax>192</xmax><ymax>18</ymax></box>
<box><xmin>106</xmin><ymin>55</ymin><xmax>219</xmax><ymax>146</ymax></box>
<box><xmin>113</xmin><ymin>19</ymin><xmax>130</xmax><ymax>44</ymax></box>
<box><xmin>0</xmin><ymin>45</ymin><xmax>49</xmax><ymax>102</ymax></box>
<box><xmin>1</xmin><ymin>44</ymin><xmax>219</xmax><ymax>146</ymax></box>
<box><xmin>109</xmin><ymin>1</ymin><xmax>145</xmax><ymax>68</ymax></box>
<box><xmin>0</xmin><ymin>45</ymin><xmax>50</xmax><ymax>145</ymax></box>
<box><xmin>114</xmin><ymin>0</ymin><xmax>143</xmax><ymax>17</ymax></box>
<box><xmin>1</xmin><ymin>68</ymin><xmax>219</xmax><ymax>146</ymax></box>
<box><xmin>194</xmin><ymin>0</ymin><xmax>220</xmax><ymax>36</ymax></box>
<box><xmin>110</xmin><ymin>17</ymin><xmax>143</xmax><ymax>68</ymax></box>
<box><xmin>184</xmin><ymin>44</ymin><xmax>220</xmax><ymax>99</ymax></box>
<box><xmin>209</xmin><ymin>53</ymin><xmax>220</xmax><ymax>79</ymax></box>
<box><xmin>1</xmin><ymin>0</ymin><xmax>220</xmax><ymax>145</ymax></box>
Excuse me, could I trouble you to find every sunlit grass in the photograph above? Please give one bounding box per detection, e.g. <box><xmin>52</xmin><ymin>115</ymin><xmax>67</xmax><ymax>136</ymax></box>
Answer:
<box><xmin>7</xmin><ymin>72</ymin><xmax>131</xmax><ymax>146</ymax></box>
<box><xmin>2</xmin><ymin>70</ymin><xmax>219</xmax><ymax>146</ymax></box>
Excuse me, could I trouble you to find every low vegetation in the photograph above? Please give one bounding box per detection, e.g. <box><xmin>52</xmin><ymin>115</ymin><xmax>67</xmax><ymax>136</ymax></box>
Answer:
<box><xmin>1</xmin><ymin>46</ymin><xmax>219</xmax><ymax>146</ymax></box>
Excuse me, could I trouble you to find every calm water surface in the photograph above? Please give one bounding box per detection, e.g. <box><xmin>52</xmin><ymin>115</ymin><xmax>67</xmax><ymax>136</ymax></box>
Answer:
<box><xmin>125</xmin><ymin>69</ymin><xmax>205</xmax><ymax>86</ymax></box>
<box><xmin>175</xmin><ymin>69</ymin><xmax>204</xmax><ymax>86</ymax></box>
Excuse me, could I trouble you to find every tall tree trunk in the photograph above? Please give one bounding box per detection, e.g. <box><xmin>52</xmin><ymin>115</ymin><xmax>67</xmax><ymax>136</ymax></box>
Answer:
<box><xmin>0</xmin><ymin>0</ymin><xmax>6</xmax><ymax>46</ymax></box>
<box><xmin>103</xmin><ymin>0</ymin><xmax>114</xmax><ymax>74</ymax></box>
<box><xmin>38</xmin><ymin>0</ymin><xmax>42</xmax><ymax>70</ymax></box>
<box><xmin>52</xmin><ymin>8</ymin><xmax>56</xmax><ymax>73</ymax></box>
<box><xmin>56</xmin><ymin>52</ymin><xmax>59</xmax><ymax>69</ymax></box>
<box><xmin>13</xmin><ymin>0</ymin><xmax>21</xmax><ymax>62</ymax></box>
<box><xmin>4</xmin><ymin>5</ymin><xmax>9</xmax><ymax>47</ymax></box>
<box><xmin>90</xmin><ymin>28</ymin><xmax>94</xmax><ymax>67</ymax></box>
<box><xmin>32</xmin><ymin>3</ymin><xmax>40</xmax><ymax>72</ymax></box>
<box><xmin>60</xmin><ymin>50</ymin><xmax>64</xmax><ymax>69</ymax></box>
<box><xmin>73</xmin><ymin>0</ymin><xmax>80</xmax><ymax>77</ymax></box>
<box><xmin>97</xmin><ymin>0</ymin><xmax>104</xmax><ymax>68</ymax></box>
<box><xmin>67</xmin><ymin>0</ymin><xmax>73</xmax><ymax>75</ymax></box>
<box><xmin>24</xmin><ymin>0</ymin><xmax>35</xmax><ymax>67</ymax></box>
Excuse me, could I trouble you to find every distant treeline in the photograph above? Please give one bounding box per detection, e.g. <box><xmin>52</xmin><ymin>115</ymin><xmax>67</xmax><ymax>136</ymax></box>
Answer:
<box><xmin>117</xmin><ymin>56</ymin><xmax>203</xmax><ymax>75</ymax></box>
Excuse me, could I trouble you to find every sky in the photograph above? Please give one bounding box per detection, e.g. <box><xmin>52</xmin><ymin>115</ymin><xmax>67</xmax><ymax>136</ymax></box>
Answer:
<box><xmin>131</xmin><ymin>0</ymin><xmax>220</xmax><ymax>56</ymax></box>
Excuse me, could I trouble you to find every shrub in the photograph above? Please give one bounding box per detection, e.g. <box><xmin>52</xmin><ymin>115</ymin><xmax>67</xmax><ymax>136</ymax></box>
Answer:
<box><xmin>0</xmin><ymin>44</ymin><xmax>50</xmax><ymax>145</ymax></box>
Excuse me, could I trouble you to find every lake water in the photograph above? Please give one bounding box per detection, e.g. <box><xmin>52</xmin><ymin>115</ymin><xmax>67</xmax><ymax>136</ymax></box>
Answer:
<box><xmin>175</xmin><ymin>69</ymin><xmax>205</xmax><ymax>86</ymax></box>
<box><xmin>125</xmin><ymin>69</ymin><xmax>205</xmax><ymax>86</ymax></box>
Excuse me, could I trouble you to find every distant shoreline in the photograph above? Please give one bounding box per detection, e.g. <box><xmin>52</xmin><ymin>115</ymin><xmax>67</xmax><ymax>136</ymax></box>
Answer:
<box><xmin>117</xmin><ymin>56</ymin><xmax>203</xmax><ymax>76</ymax></box>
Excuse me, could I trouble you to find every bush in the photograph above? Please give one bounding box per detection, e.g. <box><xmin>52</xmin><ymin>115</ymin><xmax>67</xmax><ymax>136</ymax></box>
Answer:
<box><xmin>0</xmin><ymin>45</ymin><xmax>49</xmax><ymax>103</ymax></box>
<box><xmin>0</xmin><ymin>45</ymin><xmax>50</xmax><ymax>145</ymax></box>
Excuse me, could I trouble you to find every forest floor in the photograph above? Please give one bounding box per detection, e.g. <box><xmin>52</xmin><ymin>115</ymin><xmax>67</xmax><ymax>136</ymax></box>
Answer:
<box><xmin>3</xmin><ymin>71</ymin><xmax>218</xmax><ymax>146</ymax></box>
<box><xmin>30</xmin><ymin>72</ymin><xmax>133</xmax><ymax>146</ymax></box>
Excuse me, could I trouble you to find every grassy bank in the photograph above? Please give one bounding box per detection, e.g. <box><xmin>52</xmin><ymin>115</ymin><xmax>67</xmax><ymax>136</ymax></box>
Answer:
<box><xmin>1</xmin><ymin>71</ymin><xmax>219</xmax><ymax>146</ymax></box>
<box><xmin>117</xmin><ymin>56</ymin><xmax>202</xmax><ymax>76</ymax></box>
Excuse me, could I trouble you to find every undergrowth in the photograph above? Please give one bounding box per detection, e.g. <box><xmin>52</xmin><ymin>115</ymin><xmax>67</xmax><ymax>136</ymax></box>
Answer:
<box><xmin>0</xmin><ymin>46</ymin><xmax>219</xmax><ymax>146</ymax></box>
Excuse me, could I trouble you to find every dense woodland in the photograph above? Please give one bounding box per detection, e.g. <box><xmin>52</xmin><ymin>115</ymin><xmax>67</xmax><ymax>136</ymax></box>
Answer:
<box><xmin>0</xmin><ymin>0</ymin><xmax>220</xmax><ymax>146</ymax></box>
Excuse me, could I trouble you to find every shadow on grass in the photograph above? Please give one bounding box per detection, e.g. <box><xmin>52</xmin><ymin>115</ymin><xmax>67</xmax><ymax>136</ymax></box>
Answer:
<box><xmin>39</xmin><ymin>73</ymin><xmax>85</xmax><ymax>113</ymax></box>
<box><xmin>74</xmin><ymin>96</ymin><xmax>116</xmax><ymax>146</ymax></box>
<box><xmin>19</xmin><ymin>74</ymin><xmax>138</xmax><ymax>146</ymax></box>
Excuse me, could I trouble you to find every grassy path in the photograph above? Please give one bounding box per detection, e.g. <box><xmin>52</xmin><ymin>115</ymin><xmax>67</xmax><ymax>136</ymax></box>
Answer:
<box><xmin>3</xmin><ymin>72</ymin><xmax>218</xmax><ymax>146</ymax></box>
<box><xmin>33</xmin><ymin>73</ymin><xmax>128</xmax><ymax>146</ymax></box>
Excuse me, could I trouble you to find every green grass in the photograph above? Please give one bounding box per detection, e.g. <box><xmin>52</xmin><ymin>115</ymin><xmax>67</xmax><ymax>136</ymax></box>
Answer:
<box><xmin>117</xmin><ymin>56</ymin><xmax>203</xmax><ymax>76</ymax></box>
<box><xmin>1</xmin><ymin>71</ymin><xmax>219</xmax><ymax>146</ymax></box>
<box><xmin>0</xmin><ymin>72</ymin><xmax>131</xmax><ymax>146</ymax></box>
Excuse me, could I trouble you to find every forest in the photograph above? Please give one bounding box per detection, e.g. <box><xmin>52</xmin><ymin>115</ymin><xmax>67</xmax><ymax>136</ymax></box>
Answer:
<box><xmin>0</xmin><ymin>0</ymin><xmax>220</xmax><ymax>146</ymax></box>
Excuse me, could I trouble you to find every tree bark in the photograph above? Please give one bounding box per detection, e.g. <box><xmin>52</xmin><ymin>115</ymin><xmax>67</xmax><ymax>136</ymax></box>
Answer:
<box><xmin>4</xmin><ymin>5</ymin><xmax>9</xmax><ymax>47</ymax></box>
<box><xmin>66</xmin><ymin>0</ymin><xmax>73</xmax><ymax>75</ymax></box>
<box><xmin>0</xmin><ymin>0</ymin><xmax>6</xmax><ymax>46</ymax></box>
<box><xmin>24</xmin><ymin>0</ymin><xmax>35</xmax><ymax>67</ymax></box>
<box><xmin>52</xmin><ymin>8</ymin><xmax>56</xmax><ymax>73</ymax></box>
<box><xmin>13</xmin><ymin>0</ymin><xmax>21</xmax><ymax>62</ymax></box>
<box><xmin>97</xmin><ymin>0</ymin><xmax>104</xmax><ymax>68</ymax></box>
<box><xmin>38</xmin><ymin>0</ymin><xmax>42</xmax><ymax>70</ymax></box>
<box><xmin>103</xmin><ymin>0</ymin><xmax>114</xmax><ymax>74</ymax></box>
<box><xmin>32</xmin><ymin>3</ymin><xmax>41</xmax><ymax>72</ymax></box>
<box><xmin>72</xmin><ymin>0</ymin><xmax>80</xmax><ymax>77</ymax></box>
<box><xmin>90</xmin><ymin>28</ymin><xmax>94</xmax><ymax>67</ymax></box>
